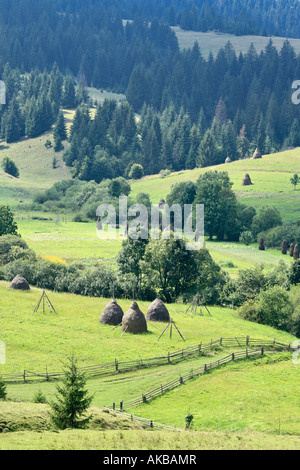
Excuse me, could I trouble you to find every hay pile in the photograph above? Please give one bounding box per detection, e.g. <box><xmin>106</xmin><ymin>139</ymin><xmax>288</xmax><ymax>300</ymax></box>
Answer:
<box><xmin>10</xmin><ymin>275</ymin><xmax>30</xmax><ymax>291</ymax></box>
<box><xmin>242</xmin><ymin>173</ymin><xmax>252</xmax><ymax>186</ymax></box>
<box><xmin>122</xmin><ymin>301</ymin><xmax>147</xmax><ymax>334</ymax></box>
<box><xmin>252</xmin><ymin>148</ymin><xmax>262</xmax><ymax>159</ymax></box>
<box><xmin>146</xmin><ymin>298</ymin><xmax>170</xmax><ymax>323</ymax></box>
<box><xmin>225</xmin><ymin>157</ymin><xmax>232</xmax><ymax>164</ymax></box>
<box><xmin>100</xmin><ymin>299</ymin><xmax>124</xmax><ymax>325</ymax></box>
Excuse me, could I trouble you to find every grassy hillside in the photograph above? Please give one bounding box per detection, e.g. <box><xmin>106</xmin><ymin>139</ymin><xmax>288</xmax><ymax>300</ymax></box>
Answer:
<box><xmin>1</xmin><ymin>426</ymin><xmax>300</xmax><ymax>450</ymax></box>
<box><xmin>0</xmin><ymin>281</ymin><xmax>295</xmax><ymax>375</ymax></box>
<box><xmin>131</xmin><ymin>148</ymin><xmax>300</xmax><ymax>221</ymax></box>
<box><xmin>133</xmin><ymin>353</ymin><xmax>300</xmax><ymax>435</ymax></box>
<box><xmin>173</xmin><ymin>27</ymin><xmax>300</xmax><ymax>57</ymax></box>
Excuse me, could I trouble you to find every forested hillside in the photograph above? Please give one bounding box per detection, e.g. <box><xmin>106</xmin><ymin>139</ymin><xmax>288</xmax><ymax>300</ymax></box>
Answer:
<box><xmin>1</xmin><ymin>2</ymin><xmax>300</xmax><ymax>181</ymax></box>
<box><xmin>35</xmin><ymin>0</ymin><xmax>300</xmax><ymax>38</ymax></box>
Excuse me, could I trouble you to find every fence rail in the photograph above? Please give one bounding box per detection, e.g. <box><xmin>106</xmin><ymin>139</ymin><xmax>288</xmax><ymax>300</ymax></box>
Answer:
<box><xmin>115</xmin><ymin>342</ymin><xmax>290</xmax><ymax>410</ymax></box>
<box><xmin>1</xmin><ymin>336</ymin><xmax>291</xmax><ymax>384</ymax></box>
<box><xmin>102</xmin><ymin>407</ymin><xmax>183</xmax><ymax>431</ymax></box>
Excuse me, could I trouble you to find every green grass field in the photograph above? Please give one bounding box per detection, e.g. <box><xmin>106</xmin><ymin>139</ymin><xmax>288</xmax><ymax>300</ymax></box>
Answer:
<box><xmin>0</xmin><ymin>281</ymin><xmax>299</xmax><ymax>449</ymax></box>
<box><xmin>2</xmin><ymin>426</ymin><xmax>300</xmax><ymax>450</ymax></box>
<box><xmin>131</xmin><ymin>148</ymin><xmax>300</xmax><ymax>222</ymax></box>
<box><xmin>173</xmin><ymin>27</ymin><xmax>300</xmax><ymax>57</ymax></box>
<box><xmin>133</xmin><ymin>353</ymin><xmax>300</xmax><ymax>435</ymax></box>
<box><xmin>1</xmin><ymin>281</ymin><xmax>295</xmax><ymax>375</ymax></box>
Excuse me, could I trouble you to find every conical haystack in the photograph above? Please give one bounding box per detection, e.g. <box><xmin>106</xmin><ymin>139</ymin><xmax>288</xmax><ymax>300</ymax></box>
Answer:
<box><xmin>100</xmin><ymin>299</ymin><xmax>124</xmax><ymax>325</ymax></box>
<box><xmin>146</xmin><ymin>298</ymin><xmax>170</xmax><ymax>323</ymax></box>
<box><xmin>252</xmin><ymin>147</ymin><xmax>262</xmax><ymax>159</ymax></box>
<box><xmin>10</xmin><ymin>274</ymin><xmax>30</xmax><ymax>291</ymax></box>
<box><xmin>158</xmin><ymin>198</ymin><xmax>166</xmax><ymax>208</ymax></box>
<box><xmin>242</xmin><ymin>173</ymin><xmax>252</xmax><ymax>186</ymax></box>
<box><xmin>225</xmin><ymin>157</ymin><xmax>232</xmax><ymax>164</ymax></box>
<box><xmin>122</xmin><ymin>301</ymin><xmax>147</xmax><ymax>334</ymax></box>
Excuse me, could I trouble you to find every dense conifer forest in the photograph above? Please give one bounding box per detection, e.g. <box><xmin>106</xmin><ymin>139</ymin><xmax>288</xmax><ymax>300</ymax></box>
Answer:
<box><xmin>1</xmin><ymin>1</ymin><xmax>300</xmax><ymax>180</ymax></box>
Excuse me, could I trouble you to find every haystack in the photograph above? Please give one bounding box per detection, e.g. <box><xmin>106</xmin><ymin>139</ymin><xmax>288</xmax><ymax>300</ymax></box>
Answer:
<box><xmin>100</xmin><ymin>299</ymin><xmax>124</xmax><ymax>325</ymax></box>
<box><xmin>242</xmin><ymin>173</ymin><xmax>252</xmax><ymax>186</ymax></box>
<box><xmin>122</xmin><ymin>301</ymin><xmax>147</xmax><ymax>334</ymax></box>
<box><xmin>225</xmin><ymin>157</ymin><xmax>232</xmax><ymax>164</ymax></box>
<box><xmin>158</xmin><ymin>199</ymin><xmax>166</xmax><ymax>209</ymax></box>
<box><xmin>252</xmin><ymin>148</ymin><xmax>262</xmax><ymax>159</ymax></box>
<box><xmin>10</xmin><ymin>275</ymin><xmax>30</xmax><ymax>291</ymax></box>
<box><xmin>146</xmin><ymin>298</ymin><xmax>170</xmax><ymax>323</ymax></box>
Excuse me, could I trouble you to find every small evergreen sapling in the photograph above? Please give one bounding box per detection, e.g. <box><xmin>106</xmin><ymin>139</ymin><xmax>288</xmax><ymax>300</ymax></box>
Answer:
<box><xmin>50</xmin><ymin>355</ymin><xmax>93</xmax><ymax>429</ymax></box>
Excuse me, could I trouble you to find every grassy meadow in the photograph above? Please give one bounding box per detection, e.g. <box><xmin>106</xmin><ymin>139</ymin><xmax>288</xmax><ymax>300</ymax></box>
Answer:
<box><xmin>0</xmin><ymin>279</ymin><xmax>299</xmax><ymax>449</ymax></box>
<box><xmin>0</xmin><ymin>95</ymin><xmax>300</xmax><ymax>449</ymax></box>
<box><xmin>131</xmin><ymin>148</ymin><xmax>300</xmax><ymax>222</ymax></box>
<box><xmin>1</xmin><ymin>281</ymin><xmax>295</xmax><ymax>375</ymax></box>
<box><xmin>173</xmin><ymin>27</ymin><xmax>300</xmax><ymax>57</ymax></box>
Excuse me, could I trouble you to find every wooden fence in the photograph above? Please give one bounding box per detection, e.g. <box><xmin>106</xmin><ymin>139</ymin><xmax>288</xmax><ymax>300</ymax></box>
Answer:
<box><xmin>1</xmin><ymin>336</ymin><xmax>291</xmax><ymax>384</ymax></box>
<box><xmin>102</xmin><ymin>407</ymin><xmax>183</xmax><ymax>431</ymax></box>
<box><xmin>115</xmin><ymin>342</ymin><xmax>290</xmax><ymax>411</ymax></box>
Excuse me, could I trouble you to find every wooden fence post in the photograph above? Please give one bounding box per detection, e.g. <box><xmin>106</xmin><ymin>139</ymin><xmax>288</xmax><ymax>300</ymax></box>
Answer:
<box><xmin>246</xmin><ymin>336</ymin><xmax>250</xmax><ymax>347</ymax></box>
<box><xmin>143</xmin><ymin>395</ymin><xmax>147</xmax><ymax>403</ymax></box>
<box><xmin>115</xmin><ymin>359</ymin><xmax>119</xmax><ymax>372</ymax></box>
<box><xmin>220</xmin><ymin>338</ymin><xmax>223</xmax><ymax>346</ymax></box>
<box><xmin>120</xmin><ymin>401</ymin><xmax>123</xmax><ymax>411</ymax></box>
<box><xmin>167</xmin><ymin>352</ymin><xmax>170</xmax><ymax>364</ymax></box>
<box><xmin>261</xmin><ymin>347</ymin><xmax>264</xmax><ymax>356</ymax></box>
<box><xmin>23</xmin><ymin>370</ymin><xmax>26</xmax><ymax>383</ymax></box>
<box><xmin>150</xmin><ymin>420</ymin><xmax>153</xmax><ymax>428</ymax></box>
<box><xmin>179</xmin><ymin>376</ymin><xmax>184</xmax><ymax>384</ymax></box>
<box><xmin>232</xmin><ymin>353</ymin><xmax>235</xmax><ymax>361</ymax></box>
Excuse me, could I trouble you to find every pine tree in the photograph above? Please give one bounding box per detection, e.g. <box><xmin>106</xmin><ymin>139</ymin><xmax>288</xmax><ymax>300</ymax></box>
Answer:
<box><xmin>50</xmin><ymin>355</ymin><xmax>93</xmax><ymax>430</ymax></box>
<box><xmin>62</xmin><ymin>76</ymin><xmax>77</xmax><ymax>109</ymax></box>
<box><xmin>53</xmin><ymin>111</ymin><xmax>67</xmax><ymax>152</ymax></box>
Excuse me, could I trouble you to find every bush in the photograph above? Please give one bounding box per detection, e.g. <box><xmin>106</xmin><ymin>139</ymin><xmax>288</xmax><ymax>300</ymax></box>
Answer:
<box><xmin>239</xmin><ymin>231</ymin><xmax>254</xmax><ymax>246</ymax></box>
<box><xmin>0</xmin><ymin>377</ymin><xmax>7</xmax><ymax>400</ymax></box>
<box><xmin>1</xmin><ymin>157</ymin><xmax>19</xmax><ymax>178</ymax></box>
<box><xmin>258</xmin><ymin>223</ymin><xmax>300</xmax><ymax>249</ymax></box>
<box><xmin>128</xmin><ymin>163</ymin><xmax>144</xmax><ymax>180</ymax></box>
<box><xmin>251</xmin><ymin>207</ymin><xmax>283</xmax><ymax>237</ymax></box>
<box><xmin>0</xmin><ymin>206</ymin><xmax>18</xmax><ymax>237</ymax></box>
<box><xmin>0</xmin><ymin>235</ymin><xmax>30</xmax><ymax>265</ymax></box>
<box><xmin>33</xmin><ymin>389</ymin><xmax>47</xmax><ymax>404</ymax></box>
<box><xmin>239</xmin><ymin>286</ymin><xmax>293</xmax><ymax>332</ymax></box>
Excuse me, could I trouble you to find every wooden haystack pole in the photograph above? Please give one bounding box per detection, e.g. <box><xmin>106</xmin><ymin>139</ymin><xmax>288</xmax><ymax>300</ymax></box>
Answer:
<box><xmin>184</xmin><ymin>293</ymin><xmax>212</xmax><ymax>317</ymax></box>
<box><xmin>146</xmin><ymin>298</ymin><xmax>170</xmax><ymax>323</ymax></box>
<box><xmin>122</xmin><ymin>301</ymin><xmax>147</xmax><ymax>334</ymax></box>
<box><xmin>252</xmin><ymin>147</ymin><xmax>262</xmax><ymax>159</ymax></box>
<box><xmin>10</xmin><ymin>274</ymin><xmax>30</xmax><ymax>291</ymax></box>
<box><xmin>100</xmin><ymin>299</ymin><xmax>124</xmax><ymax>326</ymax></box>
<box><xmin>32</xmin><ymin>290</ymin><xmax>56</xmax><ymax>315</ymax></box>
<box><xmin>242</xmin><ymin>173</ymin><xmax>253</xmax><ymax>186</ymax></box>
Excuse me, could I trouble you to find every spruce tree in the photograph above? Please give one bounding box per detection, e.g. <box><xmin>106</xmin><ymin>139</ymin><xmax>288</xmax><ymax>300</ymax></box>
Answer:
<box><xmin>62</xmin><ymin>76</ymin><xmax>77</xmax><ymax>109</ymax></box>
<box><xmin>53</xmin><ymin>111</ymin><xmax>67</xmax><ymax>152</ymax></box>
<box><xmin>50</xmin><ymin>355</ymin><xmax>93</xmax><ymax>430</ymax></box>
